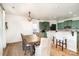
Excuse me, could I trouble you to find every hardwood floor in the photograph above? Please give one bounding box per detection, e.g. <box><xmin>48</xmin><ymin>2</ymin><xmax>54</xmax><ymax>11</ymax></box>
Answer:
<box><xmin>50</xmin><ymin>44</ymin><xmax>79</xmax><ymax>56</ymax></box>
<box><xmin>3</xmin><ymin>42</ymin><xmax>79</xmax><ymax>56</ymax></box>
<box><xmin>3</xmin><ymin>42</ymin><xmax>25</xmax><ymax>56</ymax></box>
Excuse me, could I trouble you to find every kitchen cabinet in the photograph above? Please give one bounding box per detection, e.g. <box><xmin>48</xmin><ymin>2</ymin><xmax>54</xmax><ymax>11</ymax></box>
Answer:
<box><xmin>39</xmin><ymin>22</ymin><xmax>50</xmax><ymax>31</ymax></box>
<box><xmin>58</xmin><ymin>22</ymin><xmax>64</xmax><ymax>30</ymax></box>
<box><xmin>72</xmin><ymin>20</ymin><xmax>79</xmax><ymax>29</ymax></box>
<box><xmin>58</xmin><ymin>20</ymin><xmax>79</xmax><ymax>30</ymax></box>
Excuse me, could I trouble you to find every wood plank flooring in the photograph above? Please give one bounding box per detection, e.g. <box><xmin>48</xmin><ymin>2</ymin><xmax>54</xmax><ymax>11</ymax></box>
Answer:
<box><xmin>3</xmin><ymin>42</ymin><xmax>25</xmax><ymax>56</ymax></box>
<box><xmin>3</xmin><ymin>42</ymin><xmax>79</xmax><ymax>56</ymax></box>
<box><xmin>50</xmin><ymin>44</ymin><xmax>79</xmax><ymax>56</ymax></box>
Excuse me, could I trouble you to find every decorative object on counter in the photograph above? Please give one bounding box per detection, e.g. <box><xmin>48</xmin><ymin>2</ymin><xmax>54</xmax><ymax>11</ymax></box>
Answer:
<box><xmin>71</xmin><ymin>31</ymin><xmax>74</xmax><ymax>36</ymax></box>
<box><xmin>56</xmin><ymin>30</ymin><xmax>58</xmax><ymax>32</ymax></box>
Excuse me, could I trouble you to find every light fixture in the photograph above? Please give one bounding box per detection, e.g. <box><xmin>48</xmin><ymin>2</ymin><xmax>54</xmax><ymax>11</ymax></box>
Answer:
<box><xmin>68</xmin><ymin>11</ymin><xmax>73</xmax><ymax>14</ymax></box>
<box><xmin>73</xmin><ymin>14</ymin><xmax>77</xmax><ymax>17</ymax></box>
<box><xmin>12</xmin><ymin>6</ymin><xmax>15</xmax><ymax>9</ymax></box>
<box><xmin>53</xmin><ymin>17</ymin><xmax>56</xmax><ymax>18</ymax></box>
<box><xmin>27</xmin><ymin>11</ymin><xmax>32</xmax><ymax>21</ymax></box>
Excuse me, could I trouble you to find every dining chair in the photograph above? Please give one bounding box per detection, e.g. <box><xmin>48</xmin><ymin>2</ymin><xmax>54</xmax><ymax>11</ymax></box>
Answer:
<box><xmin>21</xmin><ymin>34</ymin><xmax>35</xmax><ymax>56</ymax></box>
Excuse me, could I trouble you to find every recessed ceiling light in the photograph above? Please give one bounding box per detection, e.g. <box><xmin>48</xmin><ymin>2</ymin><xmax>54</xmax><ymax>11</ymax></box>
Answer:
<box><xmin>56</xmin><ymin>5</ymin><xmax>59</xmax><ymax>8</ymax></box>
<box><xmin>73</xmin><ymin>14</ymin><xmax>77</xmax><ymax>17</ymax></box>
<box><xmin>12</xmin><ymin>6</ymin><xmax>15</xmax><ymax>8</ymax></box>
<box><xmin>53</xmin><ymin>17</ymin><xmax>56</xmax><ymax>18</ymax></box>
<box><xmin>69</xmin><ymin>11</ymin><xmax>73</xmax><ymax>14</ymax></box>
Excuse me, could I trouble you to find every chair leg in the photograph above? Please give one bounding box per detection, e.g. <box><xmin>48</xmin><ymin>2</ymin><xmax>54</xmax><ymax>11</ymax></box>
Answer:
<box><xmin>31</xmin><ymin>45</ymin><xmax>35</xmax><ymax>56</ymax></box>
<box><xmin>56</xmin><ymin>39</ymin><xmax>58</xmax><ymax>48</ymax></box>
<box><xmin>62</xmin><ymin>41</ymin><xmax>64</xmax><ymax>51</ymax></box>
<box><xmin>52</xmin><ymin>36</ymin><xmax>55</xmax><ymax>44</ymax></box>
<box><xmin>59</xmin><ymin>40</ymin><xmax>61</xmax><ymax>46</ymax></box>
<box><xmin>24</xmin><ymin>49</ymin><xmax>27</xmax><ymax>55</ymax></box>
<box><xmin>65</xmin><ymin>39</ymin><xmax>67</xmax><ymax>49</ymax></box>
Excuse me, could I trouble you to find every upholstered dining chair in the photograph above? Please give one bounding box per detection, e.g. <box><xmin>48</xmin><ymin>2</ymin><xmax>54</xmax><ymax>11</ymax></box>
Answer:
<box><xmin>21</xmin><ymin>34</ymin><xmax>25</xmax><ymax>50</ymax></box>
<box><xmin>21</xmin><ymin>34</ymin><xmax>35</xmax><ymax>56</ymax></box>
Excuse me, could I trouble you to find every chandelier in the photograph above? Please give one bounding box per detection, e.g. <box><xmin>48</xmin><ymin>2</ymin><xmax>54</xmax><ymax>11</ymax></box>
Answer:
<box><xmin>27</xmin><ymin>11</ymin><xmax>32</xmax><ymax>21</ymax></box>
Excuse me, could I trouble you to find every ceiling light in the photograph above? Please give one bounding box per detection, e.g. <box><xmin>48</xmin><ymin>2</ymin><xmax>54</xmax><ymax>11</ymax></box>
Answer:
<box><xmin>73</xmin><ymin>14</ymin><xmax>77</xmax><ymax>17</ymax></box>
<box><xmin>12</xmin><ymin>6</ymin><xmax>15</xmax><ymax>8</ymax></box>
<box><xmin>56</xmin><ymin>5</ymin><xmax>58</xmax><ymax>8</ymax></box>
<box><xmin>53</xmin><ymin>17</ymin><xmax>56</xmax><ymax>18</ymax></box>
<box><xmin>69</xmin><ymin>11</ymin><xmax>73</xmax><ymax>14</ymax></box>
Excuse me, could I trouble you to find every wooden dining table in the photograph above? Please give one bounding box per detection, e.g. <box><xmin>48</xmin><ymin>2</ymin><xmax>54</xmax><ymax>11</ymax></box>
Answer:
<box><xmin>22</xmin><ymin>34</ymin><xmax>41</xmax><ymax>55</ymax></box>
<box><xmin>23</xmin><ymin>34</ymin><xmax>41</xmax><ymax>45</ymax></box>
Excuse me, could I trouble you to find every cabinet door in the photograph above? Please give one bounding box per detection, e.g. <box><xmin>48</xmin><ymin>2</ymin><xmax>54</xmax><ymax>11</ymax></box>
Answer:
<box><xmin>39</xmin><ymin>22</ymin><xmax>50</xmax><ymax>31</ymax></box>
<box><xmin>61</xmin><ymin>22</ymin><xmax>64</xmax><ymax>29</ymax></box>
<box><xmin>64</xmin><ymin>20</ymin><xmax>72</xmax><ymax>28</ymax></box>
<box><xmin>72</xmin><ymin>20</ymin><xmax>79</xmax><ymax>29</ymax></box>
<box><xmin>58</xmin><ymin>23</ymin><xmax>61</xmax><ymax>29</ymax></box>
<box><xmin>68</xmin><ymin>20</ymin><xmax>72</xmax><ymax>27</ymax></box>
<box><xmin>58</xmin><ymin>22</ymin><xmax>64</xmax><ymax>29</ymax></box>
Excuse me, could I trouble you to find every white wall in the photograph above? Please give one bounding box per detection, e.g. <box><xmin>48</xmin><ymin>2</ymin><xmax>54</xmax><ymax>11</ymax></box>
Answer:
<box><xmin>0</xmin><ymin>14</ymin><xmax>3</xmax><ymax>56</ymax></box>
<box><xmin>5</xmin><ymin>14</ymin><xmax>33</xmax><ymax>43</ymax></box>
<box><xmin>0</xmin><ymin>8</ymin><xmax>3</xmax><ymax>56</ymax></box>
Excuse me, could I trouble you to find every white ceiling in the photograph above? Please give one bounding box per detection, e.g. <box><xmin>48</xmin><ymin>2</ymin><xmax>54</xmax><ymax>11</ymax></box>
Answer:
<box><xmin>2</xmin><ymin>3</ymin><xmax>79</xmax><ymax>20</ymax></box>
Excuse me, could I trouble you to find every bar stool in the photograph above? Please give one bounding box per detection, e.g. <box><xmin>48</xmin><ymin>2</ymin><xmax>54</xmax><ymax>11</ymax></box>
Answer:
<box><xmin>56</xmin><ymin>39</ymin><xmax>67</xmax><ymax>51</ymax></box>
<box><xmin>52</xmin><ymin>36</ymin><xmax>55</xmax><ymax>44</ymax></box>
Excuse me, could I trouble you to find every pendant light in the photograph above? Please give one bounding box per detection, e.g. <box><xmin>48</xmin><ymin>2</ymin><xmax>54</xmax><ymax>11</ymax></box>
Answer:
<box><xmin>27</xmin><ymin>11</ymin><xmax>32</xmax><ymax>21</ymax></box>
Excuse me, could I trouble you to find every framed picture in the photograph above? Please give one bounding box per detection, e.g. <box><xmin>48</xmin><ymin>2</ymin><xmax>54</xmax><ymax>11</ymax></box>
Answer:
<box><xmin>5</xmin><ymin>22</ymin><xmax>8</xmax><ymax>29</ymax></box>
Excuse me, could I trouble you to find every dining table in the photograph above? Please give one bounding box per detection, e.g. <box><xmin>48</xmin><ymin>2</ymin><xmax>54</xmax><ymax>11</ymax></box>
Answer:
<box><xmin>22</xmin><ymin>34</ymin><xmax>41</xmax><ymax>55</ymax></box>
